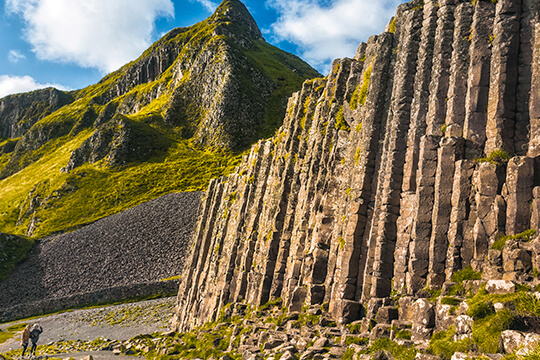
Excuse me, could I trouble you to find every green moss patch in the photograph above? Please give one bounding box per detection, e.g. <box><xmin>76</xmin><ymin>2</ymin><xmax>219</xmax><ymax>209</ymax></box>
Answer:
<box><xmin>350</xmin><ymin>64</ymin><xmax>372</xmax><ymax>110</ymax></box>
<box><xmin>491</xmin><ymin>229</ymin><xmax>536</xmax><ymax>250</ymax></box>
<box><xmin>474</xmin><ymin>149</ymin><xmax>512</xmax><ymax>165</ymax></box>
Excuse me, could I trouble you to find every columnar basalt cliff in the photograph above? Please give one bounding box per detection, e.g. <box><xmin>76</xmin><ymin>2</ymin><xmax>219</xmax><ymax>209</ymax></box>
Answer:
<box><xmin>173</xmin><ymin>0</ymin><xmax>540</xmax><ymax>333</ymax></box>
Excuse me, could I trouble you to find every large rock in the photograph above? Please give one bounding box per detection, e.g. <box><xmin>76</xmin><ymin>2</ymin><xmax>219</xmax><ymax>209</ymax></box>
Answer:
<box><xmin>412</xmin><ymin>299</ymin><xmax>435</xmax><ymax>328</ymax></box>
<box><xmin>498</xmin><ymin>330</ymin><xmax>537</xmax><ymax>354</ymax></box>
<box><xmin>454</xmin><ymin>315</ymin><xmax>473</xmax><ymax>341</ymax></box>
<box><xmin>485</xmin><ymin>280</ymin><xmax>515</xmax><ymax>294</ymax></box>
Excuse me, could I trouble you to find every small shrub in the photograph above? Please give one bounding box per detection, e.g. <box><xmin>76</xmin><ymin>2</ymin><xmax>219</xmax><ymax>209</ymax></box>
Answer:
<box><xmin>345</xmin><ymin>336</ymin><xmax>369</xmax><ymax>346</ymax></box>
<box><xmin>364</xmin><ymin>338</ymin><xmax>417</xmax><ymax>360</ymax></box>
<box><xmin>440</xmin><ymin>297</ymin><xmax>462</xmax><ymax>306</ymax></box>
<box><xmin>468</xmin><ymin>301</ymin><xmax>495</xmax><ymax>320</ymax></box>
<box><xmin>428</xmin><ymin>326</ymin><xmax>474</xmax><ymax>360</ymax></box>
<box><xmin>451</xmin><ymin>266</ymin><xmax>482</xmax><ymax>283</ymax></box>
<box><xmin>335</xmin><ymin>106</ymin><xmax>350</xmax><ymax>131</ymax></box>
<box><xmin>492</xmin><ymin>229</ymin><xmax>536</xmax><ymax>250</ymax></box>
<box><xmin>338</xmin><ymin>237</ymin><xmax>345</xmax><ymax>251</ymax></box>
<box><xmin>342</xmin><ymin>348</ymin><xmax>355</xmax><ymax>360</ymax></box>
<box><xmin>475</xmin><ymin>149</ymin><xmax>511</xmax><ymax>165</ymax></box>
<box><xmin>350</xmin><ymin>65</ymin><xmax>372</xmax><ymax>110</ymax></box>
<box><xmin>395</xmin><ymin>330</ymin><xmax>412</xmax><ymax>340</ymax></box>
<box><xmin>347</xmin><ymin>323</ymin><xmax>363</xmax><ymax>334</ymax></box>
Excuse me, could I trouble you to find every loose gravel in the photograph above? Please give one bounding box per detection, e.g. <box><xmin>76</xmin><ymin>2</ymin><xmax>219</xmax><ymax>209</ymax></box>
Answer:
<box><xmin>0</xmin><ymin>297</ymin><xmax>175</xmax><ymax>358</ymax></box>
<box><xmin>0</xmin><ymin>192</ymin><xmax>201</xmax><ymax>311</ymax></box>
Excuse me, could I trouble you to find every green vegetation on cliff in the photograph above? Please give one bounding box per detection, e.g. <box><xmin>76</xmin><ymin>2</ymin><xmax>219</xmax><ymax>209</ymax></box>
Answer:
<box><xmin>0</xmin><ymin>0</ymin><xmax>318</xmax><ymax>244</ymax></box>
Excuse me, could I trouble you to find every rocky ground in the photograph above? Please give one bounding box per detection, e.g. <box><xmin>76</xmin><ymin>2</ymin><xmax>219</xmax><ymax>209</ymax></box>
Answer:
<box><xmin>0</xmin><ymin>297</ymin><xmax>175</xmax><ymax>359</ymax></box>
<box><xmin>0</xmin><ymin>192</ymin><xmax>200</xmax><ymax>315</ymax></box>
<box><xmin>3</xmin><ymin>279</ymin><xmax>540</xmax><ymax>360</ymax></box>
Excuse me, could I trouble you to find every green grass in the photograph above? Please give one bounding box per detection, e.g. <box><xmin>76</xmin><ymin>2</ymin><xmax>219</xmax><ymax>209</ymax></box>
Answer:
<box><xmin>491</xmin><ymin>229</ymin><xmax>536</xmax><ymax>250</ymax></box>
<box><xmin>0</xmin><ymin>323</ymin><xmax>28</xmax><ymax>345</ymax></box>
<box><xmin>360</xmin><ymin>338</ymin><xmax>417</xmax><ymax>360</ymax></box>
<box><xmin>475</xmin><ymin>149</ymin><xmax>512</xmax><ymax>165</ymax></box>
<box><xmin>30</xmin><ymin>141</ymin><xmax>241</xmax><ymax>238</ymax></box>
<box><xmin>428</xmin><ymin>326</ymin><xmax>474</xmax><ymax>360</ymax></box>
<box><xmin>429</xmin><ymin>290</ymin><xmax>540</xmax><ymax>359</ymax></box>
<box><xmin>440</xmin><ymin>297</ymin><xmax>462</xmax><ymax>306</ymax></box>
<box><xmin>350</xmin><ymin>64</ymin><xmax>372</xmax><ymax>110</ymax></box>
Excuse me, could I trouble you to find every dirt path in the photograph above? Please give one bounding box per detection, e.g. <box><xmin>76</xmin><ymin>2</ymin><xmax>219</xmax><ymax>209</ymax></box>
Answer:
<box><xmin>0</xmin><ymin>297</ymin><xmax>176</xmax><ymax>359</ymax></box>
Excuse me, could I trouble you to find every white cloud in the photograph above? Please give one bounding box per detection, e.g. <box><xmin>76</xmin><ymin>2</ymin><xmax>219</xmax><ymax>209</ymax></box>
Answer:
<box><xmin>6</xmin><ymin>0</ymin><xmax>175</xmax><ymax>74</ymax></box>
<box><xmin>194</xmin><ymin>0</ymin><xmax>219</xmax><ymax>13</ymax></box>
<box><xmin>8</xmin><ymin>50</ymin><xmax>26</xmax><ymax>63</ymax></box>
<box><xmin>0</xmin><ymin>75</ymin><xmax>69</xmax><ymax>98</ymax></box>
<box><xmin>266</xmin><ymin>0</ymin><xmax>403</xmax><ymax>73</ymax></box>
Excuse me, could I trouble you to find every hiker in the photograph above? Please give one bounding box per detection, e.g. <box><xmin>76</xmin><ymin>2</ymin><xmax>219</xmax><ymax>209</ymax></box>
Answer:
<box><xmin>20</xmin><ymin>324</ymin><xmax>31</xmax><ymax>356</ymax></box>
<box><xmin>29</xmin><ymin>324</ymin><xmax>43</xmax><ymax>356</ymax></box>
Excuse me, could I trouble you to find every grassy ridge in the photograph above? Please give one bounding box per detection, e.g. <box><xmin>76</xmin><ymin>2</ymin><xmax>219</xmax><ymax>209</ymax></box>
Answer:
<box><xmin>0</xmin><ymin>127</ymin><xmax>240</xmax><ymax>238</ymax></box>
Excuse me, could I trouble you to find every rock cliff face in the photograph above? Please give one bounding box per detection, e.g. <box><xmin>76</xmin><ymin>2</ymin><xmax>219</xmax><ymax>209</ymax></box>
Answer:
<box><xmin>0</xmin><ymin>0</ymin><xmax>319</xmax><ymax>239</ymax></box>
<box><xmin>0</xmin><ymin>88</ymin><xmax>73</xmax><ymax>140</ymax></box>
<box><xmin>0</xmin><ymin>0</ymin><xmax>319</xmax><ymax>178</ymax></box>
<box><xmin>173</xmin><ymin>0</ymin><xmax>540</xmax><ymax>332</ymax></box>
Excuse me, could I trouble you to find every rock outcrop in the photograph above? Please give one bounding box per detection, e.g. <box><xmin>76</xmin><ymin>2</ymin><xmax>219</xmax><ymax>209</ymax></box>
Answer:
<box><xmin>173</xmin><ymin>0</ymin><xmax>540</xmax><ymax>334</ymax></box>
<box><xmin>0</xmin><ymin>0</ymin><xmax>319</xmax><ymax>178</ymax></box>
<box><xmin>0</xmin><ymin>88</ymin><xmax>73</xmax><ymax>139</ymax></box>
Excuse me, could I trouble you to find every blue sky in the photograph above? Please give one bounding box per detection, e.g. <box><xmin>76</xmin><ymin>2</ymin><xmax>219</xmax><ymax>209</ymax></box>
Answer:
<box><xmin>0</xmin><ymin>0</ymin><xmax>406</xmax><ymax>98</ymax></box>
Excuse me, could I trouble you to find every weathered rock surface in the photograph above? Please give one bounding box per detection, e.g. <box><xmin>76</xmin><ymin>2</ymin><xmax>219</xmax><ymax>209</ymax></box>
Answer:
<box><xmin>0</xmin><ymin>0</ymin><xmax>319</xmax><ymax>178</ymax></box>
<box><xmin>173</xmin><ymin>0</ymin><xmax>540</xmax><ymax>333</ymax></box>
<box><xmin>0</xmin><ymin>88</ymin><xmax>73</xmax><ymax>139</ymax></box>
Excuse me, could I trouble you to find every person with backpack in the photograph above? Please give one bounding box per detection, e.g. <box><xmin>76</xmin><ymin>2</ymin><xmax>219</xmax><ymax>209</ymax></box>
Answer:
<box><xmin>20</xmin><ymin>324</ymin><xmax>31</xmax><ymax>356</ymax></box>
<box><xmin>29</xmin><ymin>324</ymin><xmax>43</xmax><ymax>356</ymax></box>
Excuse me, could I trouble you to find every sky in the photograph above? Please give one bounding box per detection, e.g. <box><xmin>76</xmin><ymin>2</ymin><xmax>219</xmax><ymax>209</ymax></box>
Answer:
<box><xmin>0</xmin><ymin>0</ymin><xmax>407</xmax><ymax>98</ymax></box>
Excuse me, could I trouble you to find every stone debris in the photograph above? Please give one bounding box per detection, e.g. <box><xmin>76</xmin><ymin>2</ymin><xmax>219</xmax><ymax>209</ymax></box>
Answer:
<box><xmin>0</xmin><ymin>192</ymin><xmax>201</xmax><ymax>322</ymax></box>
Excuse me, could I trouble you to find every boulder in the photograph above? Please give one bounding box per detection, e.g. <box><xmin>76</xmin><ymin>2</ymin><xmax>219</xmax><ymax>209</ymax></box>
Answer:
<box><xmin>485</xmin><ymin>280</ymin><xmax>515</xmax><ymax>294</ymax></box>
<box><xmin>499</xmin><ymin>330</ymin><xmax>524</xmax><ymax>354</ymax></box>
<box><xmin>376</xmin><ymin>306</ymin><xmax>399</xmax><ymax>324</ymax></box>
<box><xmin>412</xmin><ymin>299</ymin><xmax>435</xmax><ymax>328</ymax></box>
<box><xmin>312</xmin><ymin>337</ymin><xmax>328</xmax><ymax>348</ymax></box>
<box><xmin>450</xmin><ymin>353</ymin><xmax>468</xmax><ymax>360</ymax></box>
<box><xmin>370</xmin><ymin>324</ymin><xmax>392</xmax><ymax>340</ymax></box>
<box><xmin>411</xmin><ymin>323</ymin><xmax>433</xmax><ymax>342</ymax></box>
<box><xmin>454</xmin><ymin>315</ymin><xmax>473</xmax><ymax>341</ymax></box>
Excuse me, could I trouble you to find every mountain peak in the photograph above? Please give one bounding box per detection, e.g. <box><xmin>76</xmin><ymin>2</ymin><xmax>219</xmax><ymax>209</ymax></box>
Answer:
<box><xmin>210</xmin><ymin>0</ymin><xmax>263</xmax><ymax>40</ymax></box>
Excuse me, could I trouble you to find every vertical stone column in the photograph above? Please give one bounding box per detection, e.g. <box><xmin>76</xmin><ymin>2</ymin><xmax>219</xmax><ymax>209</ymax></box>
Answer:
<box><xmin>471</xmin><ymin>162</ymin><xmax>502</xmax><ymax>264</ymax></box>
<box><xmin>514</xmin><ymin>0</ymin><xmax>536</xmax><ymax>155</ymax></box>
<box><xmin>445</xmin><ymin>3</ymin><xmax>474</xmax><ymax>136</ymax></box>
<box><xmin>427</xmin><ymin>137</ymin><xmax>464</xmax><ymax>288</ymax></box>
<box><xmin>485</xmin><ymin>0</ymin><xmax>522</xmax><ymax>155</ymax></box>
<box><xmin>445</xmin><ymin>160</ymin><xmax>475</xmax><ymax>280</ymax></box>
<box><xmin>528</xmin><ymin>23</ymin><xmax>540</xmax><ymax>157</ymax></box>
<box><xmin>402</xmin><ymin>0</ymin><xmax>439</xmax><ymax>192</ymax></box>
<box><xmin>425</xmin><ymin>0</ymin><xmax>456</xmax><ymax>136</ymax></box>
<box><xmin>532</xmin><ymin>187</ymin><xmax>540</xmax><ymax>232</ymax></box>
<box><xmin>407</xmin><ymin>135</ymin><xmax>440</xmax><ymax>293</ymax></box>
<box><xmin>463</xmin><ymin>1</ymin><xmax>496</xmax><ymax>157</ymax></box>
<box><xmin>366</xmin><ymin>4</ymin><xmax>423</xmax><ymax>299</ymax></box>
<box><xmin>506</xmin><ymin>157</ymin><xmax>534</xmax><ymax>235</ymax></box>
